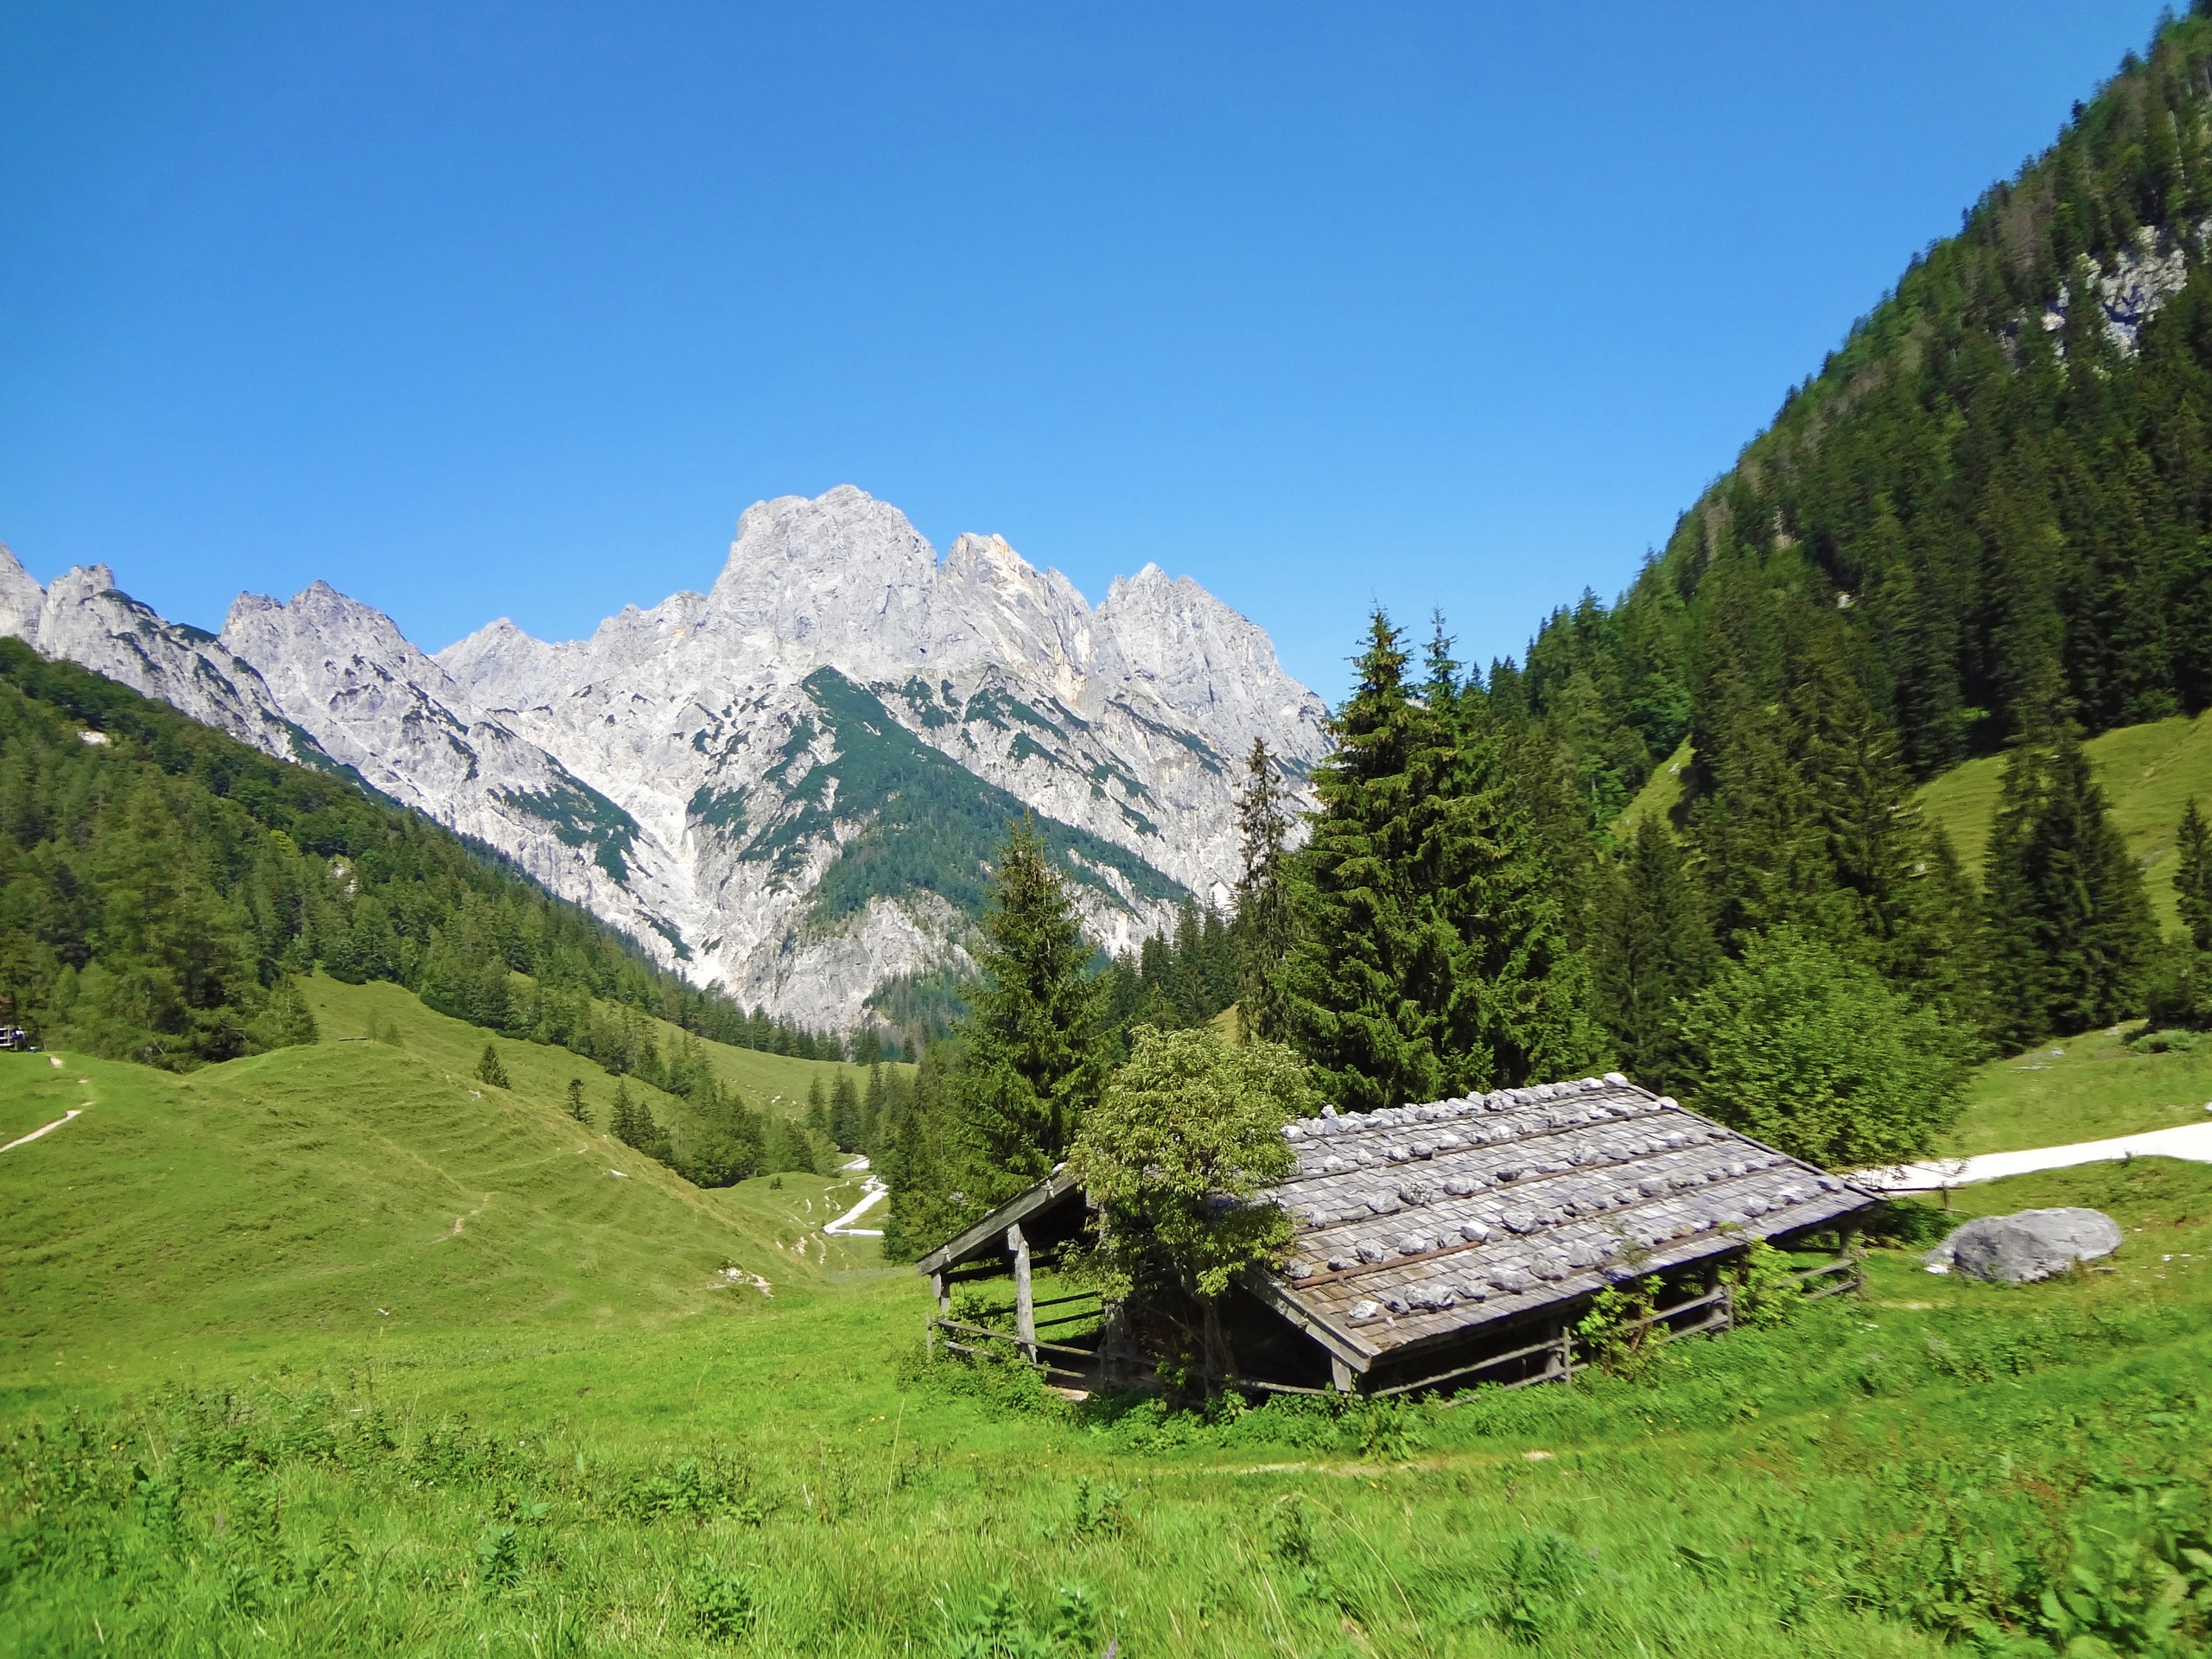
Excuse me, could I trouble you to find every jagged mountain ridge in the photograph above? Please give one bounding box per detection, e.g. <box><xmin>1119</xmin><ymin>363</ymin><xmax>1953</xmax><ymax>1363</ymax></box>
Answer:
<box><xmin>0</xmin><ymin>486</ymin><xmax>1328</xmax><ymax>1028</ymax></box>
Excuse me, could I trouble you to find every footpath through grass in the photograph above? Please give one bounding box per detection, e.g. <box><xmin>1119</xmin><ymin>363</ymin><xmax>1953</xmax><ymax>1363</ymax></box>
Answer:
<box><xmin>1945</xmin><ymin>1020</ymin><xmax>2212</xmax><ymax>1157</ymax></box>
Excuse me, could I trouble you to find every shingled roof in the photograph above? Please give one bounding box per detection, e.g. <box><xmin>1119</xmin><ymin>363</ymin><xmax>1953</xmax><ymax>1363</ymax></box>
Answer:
<box><xmin>1249</xmin><ymin>1073</ymin><xmax>1875</xmax><ymax>1365</ymax></box>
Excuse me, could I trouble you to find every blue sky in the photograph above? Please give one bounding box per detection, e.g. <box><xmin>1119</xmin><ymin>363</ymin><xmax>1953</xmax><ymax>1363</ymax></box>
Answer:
<box><xmin>0</xmin><ymin>3</ymin><xmax>2167</xmax><ymax>702</ymax></box>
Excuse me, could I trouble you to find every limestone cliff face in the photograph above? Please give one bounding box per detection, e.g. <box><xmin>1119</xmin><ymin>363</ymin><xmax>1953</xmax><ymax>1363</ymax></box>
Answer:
<box><xmin>1</xmin><ymin>487</ymin><xmax>1329</xmax><ymax>1029</ymax></box>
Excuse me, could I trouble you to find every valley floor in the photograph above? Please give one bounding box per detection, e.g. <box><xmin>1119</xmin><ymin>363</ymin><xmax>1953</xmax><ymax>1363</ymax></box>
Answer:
<box><xmin>3</xmin><ymin>998</ymin><xmax>2209</xmax><ymax>1656</ymax></box>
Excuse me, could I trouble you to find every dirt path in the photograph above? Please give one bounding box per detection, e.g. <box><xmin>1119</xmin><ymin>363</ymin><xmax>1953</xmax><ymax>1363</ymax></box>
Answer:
<box><xmin>1854</xmin><ymin>1118</ymin><xmax>2212</xmax><ymax>1192</ymax></box>
<box><xmin>1</xmin><ymin>1109</ymin><xmax>83</xmax><ymax>1154</ymax></box>
<box><xmin>823</xmin><ymin>1156</ymin><xmax>888</xmax><ymax>1237</ymax></box>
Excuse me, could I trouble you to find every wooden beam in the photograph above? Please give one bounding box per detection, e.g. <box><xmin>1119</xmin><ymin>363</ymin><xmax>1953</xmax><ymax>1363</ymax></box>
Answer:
<box><xmin>1009</xmin><ymin>1224</ymin><xmax>1036</xmax><ymax>1361</ymax></box>
<box><xmin>912</xmin><ymin>1172</ymin><xmax>1079</xmax><ymax>1276</ymax></box>
<box><xmin>1330</xmin><ymin>1355</ymin><xmax>1356</xmax><ymax>1393</ymax></box>
<box><xmin>930</xmin><ymin>1271</ymin><xmax>949</xmax><ymax>1316</ymax></box>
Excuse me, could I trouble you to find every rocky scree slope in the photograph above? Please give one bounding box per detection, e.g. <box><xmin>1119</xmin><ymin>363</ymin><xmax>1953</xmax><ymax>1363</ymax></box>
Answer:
<box><xmin>0</xmin><ymin>487</ymin><xmax>1327</xmax><ymax>1028</ymax></box>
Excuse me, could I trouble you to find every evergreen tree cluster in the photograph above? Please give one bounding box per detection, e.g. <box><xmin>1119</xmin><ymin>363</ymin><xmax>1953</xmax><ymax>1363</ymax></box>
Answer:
<box><xmin>1100</xmin><ymin>897</ymin><xmax>1240</xmax><ymax>1042</ymax></box>
<box><xmin>1280</xmin><ymin>614</ymin><xmax>1600</xmax><ymax>1109</ymax></box>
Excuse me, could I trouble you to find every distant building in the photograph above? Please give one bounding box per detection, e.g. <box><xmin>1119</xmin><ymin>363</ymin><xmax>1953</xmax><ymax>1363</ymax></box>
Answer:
<box><xmin>916</xmin><ymin>1073</ymin><xmax>1877</xmax><ymax>1397</ymax></box>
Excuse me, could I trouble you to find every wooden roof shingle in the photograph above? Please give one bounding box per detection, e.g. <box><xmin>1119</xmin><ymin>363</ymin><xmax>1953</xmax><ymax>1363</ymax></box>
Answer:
<box><xmin>1253</xmin><ymin>1073</ymin><xmax>1876</xmax><ymax>1368</ymax></box>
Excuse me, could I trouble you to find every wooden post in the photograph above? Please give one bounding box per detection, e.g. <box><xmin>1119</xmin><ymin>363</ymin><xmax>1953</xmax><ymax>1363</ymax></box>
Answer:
<box><xmin>1558</xmin><ymin>1322</ymin><xmax>1573</xmax><ymax>1382</ymax></box>
<box><xmin>930</xmin><ymin>1271</ymin><xmax>949</xmax><ymax>1316</ymax></box>
<box><xmin>1008</xmin><ymin>1224</ymin><xmax>1036</xmax><ymax>1361</ymax></box>
<box><xmin>1330</xmin><ymin>1355</ymin><xmax>1356</xmax><ymax>1394</ymax></box>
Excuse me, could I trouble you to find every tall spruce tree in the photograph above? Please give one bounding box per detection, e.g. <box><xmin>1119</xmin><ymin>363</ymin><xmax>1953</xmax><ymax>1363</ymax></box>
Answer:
<box><xmin>2176</xmin><ymin>798</ymin><xmax>2212</xmax><ymax>950</ymax></box>
<box><xmin>1982</xmin><ymin>729</ymin><xmax>2158</xmax><ymax>1047</ymax></box>
<box><xmin>1283</xmin><ymin>613</ymin><xmax>1466</xmax><ymax>1109</ymax></box>
<box><xmin>1233</xmin><ymin>737</ymin><xmax>1294</xmax><ymax>1043</ymax></box>
<box><xmin>829</xmin><ymin>1071</ymin><xmax>861</xmax><ymax>1151</ymax></box>
<box><xmin>1591</xmin><ymin>815</ymin><xmax>1719</xmax><ymax>1096</ymax></box>
<box><xmin>1284</xmin><ymin>611</ymin><xmax>1599</xmax><ymax>1110</ymax></box>
<box><xmin>954</xmin><ymin>817</ymin><xmax>1110</xmax><ymax>1195</ymax></box>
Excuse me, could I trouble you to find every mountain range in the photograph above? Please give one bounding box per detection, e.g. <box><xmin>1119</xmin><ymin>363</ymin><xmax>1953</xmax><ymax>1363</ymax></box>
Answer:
<box><xmin>0</xmin><ymin>486</ymin><xmax>1328</xmax><ymax>1030</ymax></box>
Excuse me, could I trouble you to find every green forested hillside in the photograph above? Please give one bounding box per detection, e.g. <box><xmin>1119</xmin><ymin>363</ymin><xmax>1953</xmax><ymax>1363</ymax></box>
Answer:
<box><xmin>1504</xmin><ymin>12</ymin><xmax>2212</xmax><ymax>804</ymax></box>
<box><xmin>1430</xmin><ymin>11</ymin><xmax>2212</xmax><ymax>1096</ymax></box>
<box><xmin>1919</xmin><ymin>706</ymin><xmax>2212</xmax><ymax>928</ymax></box>
<box><xmin>0</xmin><ymin>641</ymin><xmax>854</xmax><ymax>1077</ymax></box>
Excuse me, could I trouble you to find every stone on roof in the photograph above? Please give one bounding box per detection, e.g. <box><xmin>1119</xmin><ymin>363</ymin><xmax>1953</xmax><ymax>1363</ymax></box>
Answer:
<box><xmin>1258</xmin><ymin>1075</ymin><xmax>1874</xmax><ymax>1356</ymax></box>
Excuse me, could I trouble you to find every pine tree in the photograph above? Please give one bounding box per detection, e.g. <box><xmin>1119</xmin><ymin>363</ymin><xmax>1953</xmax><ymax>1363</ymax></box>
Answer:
<box><xmin>474</xmin><ymin>1043</ymin><xmax>510</xmax><ymax>1090</ymax></box>
<box><xmin>2177</xmin><ymin>798</ymin><xmax>2212</xmax><ymax>950</ymax></box>
<box><xmin>1982</xmin><ymin>729</ymin><xmax>2158</xmax><ymax>1047</ymax></box>
<box><xmin>829</xmin><ymin>1071</ymin><xmax>861</xmax><ymax>1150</ymax></box>
<box><xmin>611</xmin><ymin>1078</ymin><xmax>638</xmax><ymax>1146</ymax></box>
<box><xmin>1284</xmin><ymin>611</ymin><xmax>1599</xmax><ymax>1110</ymax></box>
<box><xmin>1234</xmin><ymin>739</ymin><xmax>1295</xmax><ymax>1043</ymax></box>
<box><xmin>861</xmin><ymin>1060</ymin><xmax>887</xmax><ymax>1154</ymax></box>
<box><xmin>565</xmin><ymin>1077</ymin><xmax>589</xmax><ymax>1124</ymax></box>
<box><xmin>1590</xmin><ymin>815</ymin><xmax>1719</xmax><ymax>1096</ymax></box>
<box><xmin>805</xmin><ymin>1077</ymin><xmax>827</xmax><ymax>1133</ymax></box>
<box><xmin>954</xmin><ymin>817</ymin><xmax>1110</xmax><ymax>1195</ymax></box>
<box><xmin>1282</xmin><ymin>613</ymin><xmax>1459</xmax><ymax>1109</ymax></box>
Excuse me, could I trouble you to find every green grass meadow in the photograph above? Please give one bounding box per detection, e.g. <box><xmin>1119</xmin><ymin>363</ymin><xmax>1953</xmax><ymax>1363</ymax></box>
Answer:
<box><xmin>3</xmin><ymin>981</ymin><xmax>2210</xmax><ymax>1656</ymax></box>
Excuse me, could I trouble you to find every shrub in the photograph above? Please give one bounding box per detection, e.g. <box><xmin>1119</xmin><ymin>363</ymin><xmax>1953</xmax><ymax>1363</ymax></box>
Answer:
<box><xmin>687</xmin><ymin>1556</ymin><xmax>756</xmax><ymax>1643</ymax></box>
<box><xmin>1678</xmin><ymin>927</ymin><xmax>1966</xmax><ymax>1167</ymax></box>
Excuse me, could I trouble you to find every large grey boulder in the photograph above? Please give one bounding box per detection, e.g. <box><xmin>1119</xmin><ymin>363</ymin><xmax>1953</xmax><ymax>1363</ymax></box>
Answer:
<box><xmin>1924</xmin><ymin>1207</ymin><xmax>2123</xmax><ymax>1285</ymax></box>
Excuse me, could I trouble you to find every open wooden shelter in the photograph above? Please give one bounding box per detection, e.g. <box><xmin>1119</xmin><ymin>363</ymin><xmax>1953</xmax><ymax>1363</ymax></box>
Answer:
<box><xmin>916</xmin><ymin>1073</ymin><xmax>1878</xmax><ymax>1397</ymax></box>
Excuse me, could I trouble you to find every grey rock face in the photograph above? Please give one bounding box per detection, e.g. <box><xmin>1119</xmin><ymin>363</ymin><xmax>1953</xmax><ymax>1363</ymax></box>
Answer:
<box><xmin>0</xmin><ymin>546</ymin><xmax>43</xmax><ymax>645</ymax></box>
<box><xmin>0</xmin><ymin>488</ymin><xmax>1328</xmax><ymax>1028</ymax></box>
<box><xmin>1924</xmin><ymin>1207</ymin><xmax>2124</xmax><ymax>1285</ymax></box>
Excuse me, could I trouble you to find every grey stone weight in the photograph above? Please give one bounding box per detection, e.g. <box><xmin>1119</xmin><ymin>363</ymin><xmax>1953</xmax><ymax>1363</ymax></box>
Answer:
<box><xmin>1924</xmin><ymin>1207</ymin><xmax>2124</xmax><ymax>1285</ymax></box>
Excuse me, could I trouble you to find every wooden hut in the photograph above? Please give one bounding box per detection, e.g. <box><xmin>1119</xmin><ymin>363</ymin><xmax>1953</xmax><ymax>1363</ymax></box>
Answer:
<box><xmin>916</xmin><ymin>1073</ymin><xmax>1878</xmax><ymax>1396</ymax></box>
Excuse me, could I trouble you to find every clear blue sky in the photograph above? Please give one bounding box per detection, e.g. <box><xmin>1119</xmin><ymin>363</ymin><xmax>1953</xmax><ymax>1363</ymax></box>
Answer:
<box><xmin>0</xmin><ymin>3</ymin><xmax>2167</xmax><ymax>702</ymax></box>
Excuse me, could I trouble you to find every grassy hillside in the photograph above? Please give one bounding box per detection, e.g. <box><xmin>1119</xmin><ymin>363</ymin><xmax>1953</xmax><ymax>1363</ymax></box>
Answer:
<box><xmin>1614</xmin><ymin>737</ymin><xmax>1690</xmax><ymax>836</ymax></box>
<box><xmin>1945</xmin><ymin>1016</ymin><xmax>2212</xmax><ymax>1155</ymax></box>
<box><xmin>301</xmin><ymin>973</ymin><xmax>902</xmax><ymax>1125</ymax></box>
<box><xmin>0</xmin><ymin>975</ymin><xmax>902</xmax><ymax>1369</ymax></box>
<box><xmin>1626</xmin><ymin>712</ymin><xmax>2212</xmax><ymax>936</ymax></box>
<box><xmin>1</xmin><ymin>1152</ymin><xmax>2207</xmax><ymax>1655</ymax></box>
<box><xmin>1919</xmin><ymin>709</ymin><xmax>2212</xmax><ymax>934</ymax></box>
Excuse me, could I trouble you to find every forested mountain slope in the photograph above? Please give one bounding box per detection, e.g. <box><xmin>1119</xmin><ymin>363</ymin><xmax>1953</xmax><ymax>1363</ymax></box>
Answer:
<box><xmin>1502</xmin><ymin>11</ymin><xmax>2212</xmax><ymax>810</ymax></box>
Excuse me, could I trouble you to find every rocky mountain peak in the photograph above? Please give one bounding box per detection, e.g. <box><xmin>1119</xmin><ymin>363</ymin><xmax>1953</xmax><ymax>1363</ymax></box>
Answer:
<box><xmin>6</xmin><ymin>485</ymin><xmax>1328</xmax><ymax>1031</ymax></box>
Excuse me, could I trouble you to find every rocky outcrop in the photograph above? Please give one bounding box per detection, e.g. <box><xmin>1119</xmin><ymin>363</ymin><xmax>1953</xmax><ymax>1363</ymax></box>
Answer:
<box><xmin>1923</xmin><ymin>1206</ymin><xmax>2123</xmax><ymax>1284</ymax></box>
<box><xmin>0</xmin><ymin>488</ymin><xmax>1328</xmax><ymax>1031</ymax></box>
<box><xmin>0</xmin><ymin>547</ymin><xmax>43</xmax><ymax>645</ymax></box>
